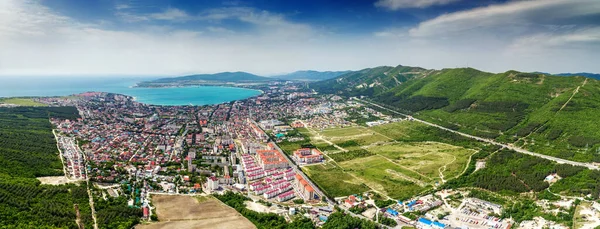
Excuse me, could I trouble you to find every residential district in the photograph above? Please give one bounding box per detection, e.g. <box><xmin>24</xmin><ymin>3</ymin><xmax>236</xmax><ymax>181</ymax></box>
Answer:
<box><xmin>28</xmin><ymin>81</ymin><xmax>600</xmax><ymax>229</ymax></box>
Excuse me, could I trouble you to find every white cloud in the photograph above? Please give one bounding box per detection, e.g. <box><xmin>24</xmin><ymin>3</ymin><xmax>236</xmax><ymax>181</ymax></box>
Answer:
<box><xmin>149</xmin><ymin>8</ymin><xmax>191</xmax><ymax>21</ymax></box>
<box><xmin>510</xmin><ymin>27</ymin><xmax>600</xmax><ymax>48</ymax></box>
<box><xmin>375</xmin><ymin>0</ymin><xmax>459</xmax><ymax>10</ymax></box>
<box><xmin>0</xmin><ymin>0</ymin><xmax>380</xmax><ymax>76</ymax></box>
<box><xmin>1</xmin><ymin>0</ymin><xmax>600</xmax><ymax>77</ymax></box>
<box><xmin>408</xmin><ymin>0</ymin><xmax>600</xmax><ymax>37</ymax></box>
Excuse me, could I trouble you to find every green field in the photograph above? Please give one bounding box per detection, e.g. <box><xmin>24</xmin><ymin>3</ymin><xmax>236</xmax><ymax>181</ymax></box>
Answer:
<box><xmin>339</xmin><ymin>155</ymin><xmax>430</xmax><ymax>200</ymax></box>
<box><xmin>299</xmin><ymin>121</ymin><xmax>474</xmax><ymax>200</ymax></box>
<box><xmin>0</xmin><ymin>98</ymin><xmax>48</xmax><ymax>107</ymax></box>
<box><xmin>302</xmin><ymin>163</ymin><xmax>370</xmax><ymax>197</ymax></box>
<box><xmin>367</xmin><ymin>142</ymin><xmax>474</xmax><ymax>179</ymax></box>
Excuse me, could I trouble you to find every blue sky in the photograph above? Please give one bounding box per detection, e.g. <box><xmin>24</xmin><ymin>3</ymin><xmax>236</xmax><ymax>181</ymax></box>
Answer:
<box><xmin>1</xmin><ymin>0</ymin><xmax>599</xmax><ymax>76</ymax></box>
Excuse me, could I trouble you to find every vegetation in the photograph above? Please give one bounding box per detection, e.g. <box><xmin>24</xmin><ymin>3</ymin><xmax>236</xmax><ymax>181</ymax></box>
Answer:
<box><xmin>322</xmin><ymin>208</ymin><xmax>378</xmax><ymax>229</ymax></box>
<box><xmin>94</xmin><ymin>195</ymin><xmax>142</xmax><ymax>228</ymax></box>
<box><xmin>214</xmin><ymin>192</ymin><xmax>315</xmax><ymax>229</ymax></box>
<box><xmin>314</xmin><ymin>65</ymin><xmax>600</xmax><ymax>162</ymax></box>
<box><xmin>302</xmin><ymin>164</ymin><xmax>370</xmax><ymax>197</ymax></box>
<box><xmin>444</xmin><ymin>148</ymin><xmax>600</xmax><ymax>199</ymax></box>
<box><xmin>374</xmin><ymin>199</ymin><xmax>395</xmax><ymax>208</ymax></box>
<box><xmin>0</xmin><ymin>107</ymin><xmax>95</xmax><ymax>228</ymax></box>
<box><xmin>501</xmin><ymin>199</ymin><xmax>540</xmax><ymax>222</ymax></box>
<box><xmin>378</xmin><ymin>216</ymin><xmax>398</xmax><ymax>227</ymax></box>
<box><xmin>328</xmin><ymin>149</ymin><xmax>374</xmax><ymax>162</ymax></box>
<box><xmin>349</xmin><ymin>205</ymin><xmax>366</xmax><ymax>214</ymax></box>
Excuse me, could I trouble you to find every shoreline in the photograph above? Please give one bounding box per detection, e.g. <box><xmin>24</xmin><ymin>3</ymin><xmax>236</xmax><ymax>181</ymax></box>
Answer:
<box><xmin>1</xmin><ymin>87</ymin><xmax>264</xmax><ymax>107</ymax></box>
<box><xmin>132</xmin><ymin>83</ymin><xmax>265</xmax><ymax>94</ymax></box>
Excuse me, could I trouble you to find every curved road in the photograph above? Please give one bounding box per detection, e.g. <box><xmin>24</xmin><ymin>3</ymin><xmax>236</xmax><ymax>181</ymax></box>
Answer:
<box><xmin>354</xmin><ymin>98</ymin><xmax>599</xmax><ymax>171</ymax></box>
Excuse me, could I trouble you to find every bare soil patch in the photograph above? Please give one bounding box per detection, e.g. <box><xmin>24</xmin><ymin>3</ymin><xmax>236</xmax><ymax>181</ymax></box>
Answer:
<box><xmin>137</xmin><ymin>195</ymin><xmax>255</xmax><ymax>229</ymax></box>
<box><xmin>37</xmin><ymin>176</ymin><xmax>80</xmax><ymax>185</ymax></box>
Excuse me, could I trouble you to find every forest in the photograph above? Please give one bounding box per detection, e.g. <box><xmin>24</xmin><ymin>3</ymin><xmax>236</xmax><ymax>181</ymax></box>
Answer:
<box><xmin>0</xmin><ymin>107</ymin><xmax>94</xmax><ymax>228</ymax></box>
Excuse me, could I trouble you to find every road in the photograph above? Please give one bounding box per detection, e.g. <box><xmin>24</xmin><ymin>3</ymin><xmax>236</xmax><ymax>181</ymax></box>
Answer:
<box><xmin>354</xmin><ymin>98</ymin><xmax>599</xmax><ymax>171</ymax></box>
<box><xmin>262</xmin><ymin>122</ymin><xmax>390</xmax><ymax>228</ymax></box>
<box><xmin>76</xmin><ymin>138</ymin><xmax>99</xmax><ymax>229</ymax></box>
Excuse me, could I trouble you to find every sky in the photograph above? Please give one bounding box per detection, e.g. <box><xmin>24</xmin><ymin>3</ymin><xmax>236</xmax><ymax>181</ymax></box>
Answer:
<box><xmin>0</xmin><ymin>0</ymin><xmax>599</xmax><ymax>77</ymax></box>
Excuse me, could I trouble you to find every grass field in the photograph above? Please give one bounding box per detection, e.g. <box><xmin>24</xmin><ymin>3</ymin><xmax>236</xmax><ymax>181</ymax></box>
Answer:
<box><xmin>299</xmin><ymin>121</ymin><xmax>475</xmax><ymax>200</ymax></box>
<box><xmin>367</xmin><ymin>142</ymin><xmax>474</xmax><ymax>179</ymax></box>
<box><xmin>302</xmin><ymin>163</ymin><xmax>370</xmax><ymax>197</ymax></box>
<box><xmin>339</xmin><ymin>155</ymin><xmax>430</xmax><ymax>200</ymax></box>
<box><xmin>0</xmin><ymin>98</ymin><xmax>47</xmax><ymax>106</ymax></box>
<box><xmin>139</xmin><ymin>195</ymin><xmax>255</xmax><ymax>229</ymax></box>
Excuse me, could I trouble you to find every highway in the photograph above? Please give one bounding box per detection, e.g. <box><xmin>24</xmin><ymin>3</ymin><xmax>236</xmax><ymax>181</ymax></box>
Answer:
<box><xmin>354</xmin><ymin>98</ymin><xmax>599</xmax><ymax>171</ymax></box>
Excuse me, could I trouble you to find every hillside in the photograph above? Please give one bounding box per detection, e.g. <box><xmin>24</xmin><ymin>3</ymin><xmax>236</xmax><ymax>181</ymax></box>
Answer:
<box><xmin>272</xmin><ymin>70</ymin><xmax>351</xmax><ymax>81</ymax></box>
<box><xmin>310</xmin><ymin>65</ymin><xmax>435</xmax><ymax>96</ymax></box>
<box><xmin>138</xmin><ymin>72</ymin><xmax>272</xmax><ymax>87</ymax></box>
<box><xmin>312</xmin><ymin>66</ymin><xmax>600</xmax><ymax>162</ymax></box>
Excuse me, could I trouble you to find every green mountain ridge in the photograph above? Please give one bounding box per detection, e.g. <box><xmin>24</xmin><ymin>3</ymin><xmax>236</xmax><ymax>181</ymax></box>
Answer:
<box><xmin>312</xmin><ymin>66</ymin><xmax>600</xmax><ymax>162</ymax></box>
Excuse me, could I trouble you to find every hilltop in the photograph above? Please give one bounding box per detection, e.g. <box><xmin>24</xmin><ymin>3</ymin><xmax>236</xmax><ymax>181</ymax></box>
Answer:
<box><xmin>311</xmin><ymin>66</ymin><xmax>600</xmax><ymax>162</ymax></box>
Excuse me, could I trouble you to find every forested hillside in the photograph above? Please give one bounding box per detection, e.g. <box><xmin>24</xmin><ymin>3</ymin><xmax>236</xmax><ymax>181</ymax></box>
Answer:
<box><xmin>444</xmin><ymin>149</ymin><xmax>600</xmax><ymax>198</ymax></box>
<box><xmin>312</xmin><ymin>66</ymin><xmax>600</xmax><ymax>162</ymax></box>
<box><xmin>310</xmin><ymin>65</ymin><xmax>434</xmax><ymax>97</ymax></box>
<box><xmin>0</xmin><ymin>107</ymin><xmax>95</xmax><ymax>228</ymax></box>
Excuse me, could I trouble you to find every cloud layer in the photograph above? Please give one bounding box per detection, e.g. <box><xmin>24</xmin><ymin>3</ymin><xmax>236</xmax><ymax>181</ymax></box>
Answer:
<box><xmin>0</xmin><ymin>0</ymin><xmax>599</xmax><ymax>77</ymax></box>
<box><xmin>375</xmin><ymin>0</ymin><xmax>460</xmax><ymax>10</ymax></box>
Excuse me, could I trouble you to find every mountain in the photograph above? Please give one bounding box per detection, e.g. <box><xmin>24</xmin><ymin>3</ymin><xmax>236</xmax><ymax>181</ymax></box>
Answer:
<box><xmin>272</xmin><ymin>70</ymin><xmax>352</xmax><ymax>81</ymax></box>
<box><xmin>310</xmin><ymin>65</ymin><xmax>435</xmax><ymax>96</ymax></box>
<box><xmin>138</xmin><ymin>72</ymin><xmax>272</xmax><ymax>87</ymax></box>
<box><xmin>312</xmin><ymin>66</ymin><xmax>600</xmax><ymax>163</ymax></box>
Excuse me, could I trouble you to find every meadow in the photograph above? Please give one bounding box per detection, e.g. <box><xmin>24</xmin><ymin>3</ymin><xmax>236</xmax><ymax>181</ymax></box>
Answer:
<box><xmin>299</xmin><ymin>121</ymin><xmax>474</xmax><ymax>201</ymax></box>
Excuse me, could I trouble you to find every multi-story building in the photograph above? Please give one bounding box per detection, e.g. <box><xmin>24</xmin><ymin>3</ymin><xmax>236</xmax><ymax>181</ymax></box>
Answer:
<box><xmin>294</xmin><ymin>174</ymin><xmax>315</xmax><ymax>201</ymax></box>
<box><xmin>293</xmin><ymin>148</ymin><xmax>323</xmax><ymax>164</ymax></box>
<box><xmin>257</xmin><ymin>149</ymin><xmax>288</xmax><ymax>170</ymax></box>
<box><xmin>207</xmin><ymin>176</ymin><xmax>219</xmax><ymax>191</ymax></box>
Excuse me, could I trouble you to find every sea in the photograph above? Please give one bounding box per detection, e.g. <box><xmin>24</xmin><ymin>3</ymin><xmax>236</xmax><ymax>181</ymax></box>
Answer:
<box><xmin>0</xmin><ymin>76</ymin><xmax>262</xmax><ymax>106</ymax></box>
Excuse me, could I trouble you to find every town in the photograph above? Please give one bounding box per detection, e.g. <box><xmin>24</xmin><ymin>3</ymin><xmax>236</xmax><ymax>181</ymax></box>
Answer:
<box><xmin>40</xmin><ymin>81</ymin><xmax>600</xmax><ymax>229</ymax></box>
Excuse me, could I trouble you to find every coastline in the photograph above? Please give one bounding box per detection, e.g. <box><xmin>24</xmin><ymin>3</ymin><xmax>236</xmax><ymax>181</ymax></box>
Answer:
<box><xmin>2</xmin><ymin>85</ymin><xmax>263</xmax><ymax>107</ymax></box>
<box><xmin>130</xmin><ymin>83</ymin><xmax>265</xmax><ymax>97</ymax></box>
